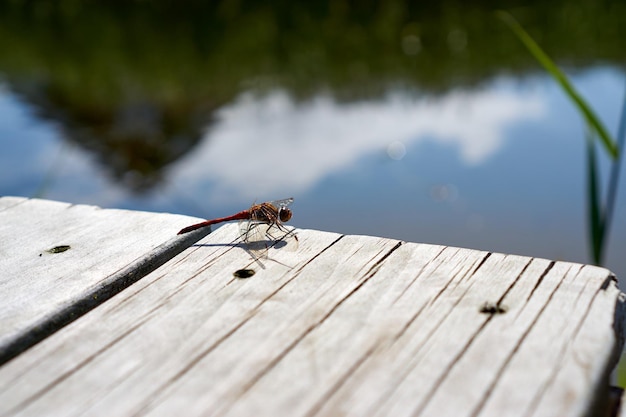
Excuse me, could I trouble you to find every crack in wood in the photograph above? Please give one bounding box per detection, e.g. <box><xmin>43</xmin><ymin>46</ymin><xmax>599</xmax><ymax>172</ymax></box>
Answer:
<box><xmin>129</xmin><ymin>234</ymin><xmax>350</xmax><ymax>415</ymax></box>
<box><xmin>6</xmin><ymin>310</ymin><xmax>158</xmax><ymax>415</ymax></box>
<box><xmin>525</xmin><ymin>261</ymin><xmax>556</xmax><ymax>303</ymax></box>
<box><xmin>0</xmin><ymin>232</ymin><xmax>207</xmax><ymax>366</ymax></box>
<box><xmin>522</xmin><ymin>266</ymin><xmax>612</xmax><ymax>417</ymax></box>
<box><xmin>134</xmin><ymin>305</ymin><xmax>260</xmax><ymax>416</ymax></box>
<box><xmin>304</xmin><ymin>343</ymin><xmax>380</xmax><ymax>417</ymax></box>
<box><xmin>474</xmin><ymin>252</ymin><xmax>492</xmax><ymax>273</ymax></box>
<box><xmin>392</xmin><ymin>245</ymin><xmax>448</xmax><ymax>305</ymax></box>
<box><xmin>413</xmin><ymin>302</ymin><xmax>499</xmax><ymax>416</ymax></box>
<box><xmin>470</xmin><ymin>263</ymin><xmax>573</xmax><ymax>417</ymax></box>
<box><xmin>365</xmin><ymin>251</ymin><xmax>499</xmax><ymax>413</ymax></box>
<box><xmin>361</xmin><ymin>241</ymin><xmax>403</xmax><ymax>278</ymax></box>
<box><xmin>205</xmin><ymin>239</ymin><xmax>404</xmax><ymax>416</ymax></box>
<box><xmin>409</xmin><ymin>256</ymin><xmax>536</xmax><ymax>415</ymax></box>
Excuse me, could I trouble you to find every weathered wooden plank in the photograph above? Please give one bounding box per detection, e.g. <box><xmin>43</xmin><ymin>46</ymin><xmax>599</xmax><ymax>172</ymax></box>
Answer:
<box><xmin>0</xmin><ymin>224</ymin><xmax>344</xmax><ymax>415</ymax></box>
<box><xmin>0</xmin><ymin>196</ymin><xmax>209</xmax><ymax>364</ymax></box>
<box><xmin>0</xmin><ymin>217</ymin><xmax>622</xmax><ymax>417</ymax></box>
<box><xmin>316</xmin><ymin>256</ymin><xmax>622</xmax><ymax>417</ymax></box>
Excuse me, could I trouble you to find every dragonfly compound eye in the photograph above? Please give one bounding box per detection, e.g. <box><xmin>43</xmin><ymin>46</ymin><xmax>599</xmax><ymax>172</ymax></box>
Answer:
<box><xmin>279</xmin><ymin>207</ymin><xmax>293</xmax><ymax>222</ymax></box>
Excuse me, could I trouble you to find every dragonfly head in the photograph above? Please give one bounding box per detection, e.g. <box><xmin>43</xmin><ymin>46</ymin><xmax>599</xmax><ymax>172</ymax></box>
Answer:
<box><xmin>278</xmin><ymin>207</ymin><xmax>293</xmax><ymax>222</ymax></box>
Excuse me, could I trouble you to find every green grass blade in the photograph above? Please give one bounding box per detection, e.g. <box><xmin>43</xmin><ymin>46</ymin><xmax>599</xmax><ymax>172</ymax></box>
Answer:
<box><xmin>585</xmin><ymin>131</ymin><xmax>605</xmax><ymax>264</ymax></box>
<box><xmin>497</xmin><ymin>11</ymin><xmax>619</xmax><ymax>159</ymax></box>
<box><xmin>602</xmin><ymin>84</ymin><xmax>626</xmax><ymax>246</ymax></box>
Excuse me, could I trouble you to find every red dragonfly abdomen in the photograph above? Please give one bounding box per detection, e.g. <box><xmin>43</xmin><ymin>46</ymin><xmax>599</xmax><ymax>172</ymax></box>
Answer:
<box><xmin>177</xmin><ymin>210</ymin><xmax>251</xmax><ymax>234</ymax></box>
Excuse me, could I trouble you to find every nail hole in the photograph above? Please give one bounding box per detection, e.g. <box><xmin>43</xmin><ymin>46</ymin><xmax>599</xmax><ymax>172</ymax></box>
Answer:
<box><xmin>479</xmin><ymin>301</ymin><xmax>507</xmax><ymax>315</ymax></box>
<box><xmin>46</xmin><ymin>245</ymin><xmax>71</xmax><ymax>254</ymax></box>
<box><xmin>233</xmin><ymin>268</ymin><xmax>255</xmax><ymax>279</ymax></box>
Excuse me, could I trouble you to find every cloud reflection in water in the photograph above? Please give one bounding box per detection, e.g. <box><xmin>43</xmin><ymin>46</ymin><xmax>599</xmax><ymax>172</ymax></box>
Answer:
<box><xmin>172</xmin><ymin>81</ymin><xmax>545</xmax><ymax>205</ymax></box>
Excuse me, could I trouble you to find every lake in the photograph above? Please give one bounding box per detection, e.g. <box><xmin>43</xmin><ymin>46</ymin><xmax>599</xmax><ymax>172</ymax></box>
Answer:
<box><xmin>1</xmin><ymin>1</ymin><xmax>625</xmax><ymax>286</ymax></box>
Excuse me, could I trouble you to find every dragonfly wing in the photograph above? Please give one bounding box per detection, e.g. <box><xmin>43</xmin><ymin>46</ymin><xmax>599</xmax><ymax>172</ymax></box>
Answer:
<box><xmin>239</xmin><ymin>220</ymin><xmax>270</xmax><ymax>259</ymax></box>
<box><xmin>265</xmin><ymin>223</ymin><xmax>299</xmax><ymax>252</ymax></box>
<box><xmin>239</xmin><ymin>220</ymin><xmax>268</xmax><ymax>243</ymax></box>
<box><xmin>239</xmin><ymin>220</ymin><xmax>298</xmax><ymax>252</ymax></box>
<box><xmin>269</xmin><ymin>197</ymin><xmax>294</xmax><ymax>208</ymax></box>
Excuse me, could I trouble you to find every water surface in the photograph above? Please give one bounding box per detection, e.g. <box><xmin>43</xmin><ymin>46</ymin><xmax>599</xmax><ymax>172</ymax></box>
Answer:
<box><xmin>1</xmin><ymin>1</ymin><xmax>625</xmax><ymax>284</ymax></box>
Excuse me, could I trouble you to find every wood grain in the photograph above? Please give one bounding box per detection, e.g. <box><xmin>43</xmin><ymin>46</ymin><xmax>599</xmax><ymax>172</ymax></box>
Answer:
<box><xmin>0</xmin><ymin>197</ymin><xmax>209</xmax><ymax>364</ymax></box>
<box><xmin>0</xmin><ymin>214</ymin><xmax>622</xmax><ymax>417</ymax></box>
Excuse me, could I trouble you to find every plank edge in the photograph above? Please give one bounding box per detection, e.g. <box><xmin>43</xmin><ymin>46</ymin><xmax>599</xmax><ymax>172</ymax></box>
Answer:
<box><xmin>0</xmin><ymin>227</ymin><xmax>211</xmax><ymax>366</ymax></box>
<box><xmin>591</xmin><ymin>284</ymin><xmax>626</xmax><ymax>417</ymax></box>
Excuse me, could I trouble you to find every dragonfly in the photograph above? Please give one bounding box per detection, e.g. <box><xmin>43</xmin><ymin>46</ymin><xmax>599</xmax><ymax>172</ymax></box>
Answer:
<box><xmin>177</xmin><ymin>198</ymin><xmax>297</xmax><ymax>254</ymax></box>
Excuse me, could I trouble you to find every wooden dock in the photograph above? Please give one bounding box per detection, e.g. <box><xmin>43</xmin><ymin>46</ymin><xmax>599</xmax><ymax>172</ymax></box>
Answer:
<box><xmin>1</xmin><ymin>196</ymin><xmax>624</xmax><ymax>417</ymax></box>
